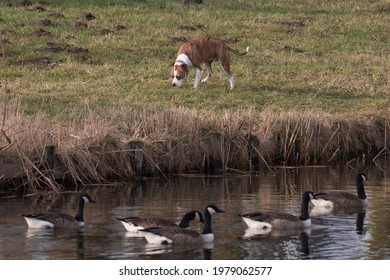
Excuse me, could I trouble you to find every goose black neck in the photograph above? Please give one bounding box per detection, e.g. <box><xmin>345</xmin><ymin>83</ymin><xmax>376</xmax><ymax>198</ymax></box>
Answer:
<box><xmin>75</xmin><ymin>197</ymin><xmax>85</xmax><ymax>222</ymax></box>
<box><xmin>179</xmin><ymin>212</ymin><xmax>193</xmax><ymax>228</ymax></box>
<box><xmin>299</xmin><ymin>192</ymin><xmax>311</xmax><ymax>221</ymax></box>
<box><xmin>356</xmin><ymin>175</ymin><xmax>367</xmax><ymax>200</ymax></box>
<box><xmin>202</xmin><ymin>208</ymin><xmax>213</xmax><ymax>234</ymax></box>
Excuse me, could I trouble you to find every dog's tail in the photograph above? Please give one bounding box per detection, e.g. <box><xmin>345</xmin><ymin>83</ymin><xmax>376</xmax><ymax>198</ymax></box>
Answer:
<box><xmin>228</xmin><ymin>46</ymin><xmax>249</xmax><ymax>56</ymax></box>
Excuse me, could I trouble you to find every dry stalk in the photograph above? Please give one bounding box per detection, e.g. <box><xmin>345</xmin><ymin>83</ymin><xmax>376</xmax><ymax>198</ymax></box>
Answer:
<box><xmin>17</xmin><ymin>149</ymin><xmax>62</xmax><ymax>193</ymax></box>
<box><xmin>1</xmin><ymin>31</ymin><xmax>8</xmax><ymax>128</ymax></box>
<box><xmin>2</xmin><ymin>103</ymin><xmax>389</xmax><ymax>188</ymax></box>
<box><xmin>1</xmin><ymin>30</ymin><xmax>11</xmax><ymax>151</ymax></box>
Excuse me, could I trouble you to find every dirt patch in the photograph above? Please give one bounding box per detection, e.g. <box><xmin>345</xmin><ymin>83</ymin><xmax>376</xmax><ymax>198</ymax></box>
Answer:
<box><xmin>184</xmin><ymin>0</ymin><xmax>203</xmax><ymax>4</ymax></box>
<box><xmin>100</xmin><ymin>29</ymin><xmax>113</xmax><ymax>35</ymax></box>
<box><xmin>177</xmin><ymin>24</ymin><xmax>205</xmax><ymax>31</ymax></box>
<box><xmin>31</xmin><ymin>28</ymin><xmax>52</xmax><ymax>37</ymax></box>
<box><xmin>20</xmin><ymin>0</ymin><xmax>33</xmax><ymax>6</ymax></box>
<box><xmin>80</xmin><ymin>13</ymin><xmax>96</xmax><ymax>21</ymax></box>
<box><xmin>45</xmin><ymin>42</ymin><xmax>91</xmax><ymax>62</ymax></box>
<box><xmin>277</xmin><ymin>20</ymin><xmax>306</xmax><ymax>33</ymax></box>
<box><xmin>74</xmin><ymin>21</ymin><xmax>88</xmax><ymax>29</ymax></box>
<box><xmin>0</xmin><ymin>28</ymin><xmax>16</xmax><ymax>36</ymax></box>
<box><xmin>114</xmin><ymin>25</ymin><xmax>127</xmax><ymax>31</ymax></box>
<box><xmin>15</xmin><ymin>56</ymin><xmax>51</xmax><ymax>65</ymax></box>
<box><xmin>49</xmin><ymin>12</ymin><xmax>65</xmax><ymax>19</ymax></box>
<box><xmin>278</xmin><ymin>21</ymin><xmax>305</xmax><ymax>28</ymax></box>
<box><xmin>277</xmin><ymin>45</ymin><xmax>304</xmax><ymax>53</ymax></box>
<box><xmin>375</xmin><ymin>6</ymin><xmax>390</xmax><ymax>13</ymax></box>
<box><xmin>0</xmin><ymin>38</ymin><xmax>11</xmax><ymax>46</ymax></box>
<box><xmin>46</xmin><ymin>42</ymin><xmax>89</xmax><ymax>54</ymax></box>
<box><xmin>30</xmin><ymin>5</ymin><xmax>46</xmax><ymax>12</ymax></box>
<box><xmin>40</xmin><ymin>19</ymin><xmax>59</xmax><ymax>27</ymax></box>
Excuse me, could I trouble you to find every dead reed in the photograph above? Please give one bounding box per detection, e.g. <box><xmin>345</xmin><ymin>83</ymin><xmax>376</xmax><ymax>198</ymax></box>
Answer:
<box><xmin>1</xmin><ymin>101</ymin><xmax>388</xmax><ymax>190</ymax></box>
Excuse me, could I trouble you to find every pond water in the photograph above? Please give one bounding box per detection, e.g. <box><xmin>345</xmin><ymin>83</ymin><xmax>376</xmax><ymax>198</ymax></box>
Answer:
<box><xmin>1</xmin><ymin>166</ymin><xmax>390</xmax><ymax>260</ymax></box>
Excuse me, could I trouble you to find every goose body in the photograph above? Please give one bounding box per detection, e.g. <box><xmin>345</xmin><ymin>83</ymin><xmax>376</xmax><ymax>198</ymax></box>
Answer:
<box><xmin>117</xmin><ymin>210</ymin><xmax>203</xmax><ymax>232</ymax></box>
<box><xmin>240</xmin><ymin>191</ymin><xmax>314</xmax><ymax>229</ymax></box>
<box><xmin>141</xmin><ymin>205</ymin><xmax>224</xmax><ymax>245</ymax></box>
<box><xmin>23</xmin><ymin>194</ymin><xmax>96</xmax><ymax>229</ymax></box>
<box><xmin>311</xmin><ymin>173</ymin><xmax>368</xmax><ymax>209</ymax></box>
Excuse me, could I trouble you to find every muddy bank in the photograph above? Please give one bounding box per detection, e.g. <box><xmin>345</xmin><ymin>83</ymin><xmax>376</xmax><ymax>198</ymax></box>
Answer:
<box><xmin>1</xmin><ymin>105</ymin><xmax>389</xmax><ymax>191</ymax></box>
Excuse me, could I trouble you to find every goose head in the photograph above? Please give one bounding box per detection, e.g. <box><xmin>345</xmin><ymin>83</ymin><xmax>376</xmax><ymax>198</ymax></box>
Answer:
<box><xmin>81</xmin><ymin>194</ymin><xmax>96</xmax><ymax>204</ymax></box>
<box><xmin>205</xmin><ymin>205</ymin><xmax>225</xmax><ymax>215</ymax></box>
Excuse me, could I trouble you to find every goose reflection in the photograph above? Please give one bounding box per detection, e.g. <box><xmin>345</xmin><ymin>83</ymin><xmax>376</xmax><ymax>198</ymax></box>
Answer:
<box><xmin>24</xmin><ymin>227</ymin><xmax>86</xmax><ymax>259</ymax></box>
<box><xmin>242</xmin><ymin>227</ymin><xmax>311</xmax><ymax>239</ymax></box>
<box><xmin>242</xmin><ymin>227</ymin><xmax>311</xmax><ymax>258</ymax></box>
<box><xmin>355</xmin><ymin>211</ymin><xmax>366</xmax><ymax>235</ymax></box>
<box><xmin>143</xmin><ymin>242</ymin><xmax>213</xmax><ymax>259</ymax></box>
<box><xmin>311</xmin><ymin>205</ymin><xmax>367</xmax><ymax>217</ymax></box>
<box><xmin>25</xmin><ymin>226</ymin><xmax>84</xmax><ymax>238</ymax></box>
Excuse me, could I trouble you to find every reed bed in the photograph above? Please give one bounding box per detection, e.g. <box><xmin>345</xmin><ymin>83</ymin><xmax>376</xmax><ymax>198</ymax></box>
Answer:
<box><xmin>1</xmin><ymin>102</ymin><xmax>388</xmax><ymax>190</ymax></box>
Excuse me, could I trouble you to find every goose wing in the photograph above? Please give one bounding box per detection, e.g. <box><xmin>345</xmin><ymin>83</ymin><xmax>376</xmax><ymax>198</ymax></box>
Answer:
<box><xmin>118</xmin><ymin>217</ymin><xmax>177</xmax><ymax>228</ymax></box>
<box><xmin>240</xmin><ymin>211</ymin><xmax>303</xmax><ymax>229</ymax></box>
<box><xmin>329</xmin><ymin>191</ymin><xmax>359</xmax><ymax>200</ymax></box>
<box><xmin>143</xmin><ymin>227</ymin><xmax>203</xmax><ymax>245</ymax></box>
<box><xmin>240</xmin><ymin>212</ymin><xmax>299</xmax><ymax>222</ymax></box>
<box><xmin>317</xmin><ymin>191</ymin><xmax>358</xmax><ymax>200</ymax></box>
<box><xmin>23</xmin><ymin>212</ymin><xmax>80</xmax><ymax>228</ymax></box>
<box><xmin>316</xmin><ymin>191</ymin><xmax>361</xmax><ymax>206</ymax></box>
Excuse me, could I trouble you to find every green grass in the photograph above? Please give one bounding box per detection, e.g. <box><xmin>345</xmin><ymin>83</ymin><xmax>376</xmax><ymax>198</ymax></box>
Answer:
<box><xmin>0</xmin><ymin>0</ymin><xmax>389</xmax><ymax>118</ymax></box>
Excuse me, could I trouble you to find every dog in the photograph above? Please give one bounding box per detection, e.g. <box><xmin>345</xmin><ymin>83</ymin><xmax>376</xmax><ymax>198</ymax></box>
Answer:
<box><xmin>171</xmin><ymin>37</ymin><xmax>249</xmax><ymax>89</ymax></box>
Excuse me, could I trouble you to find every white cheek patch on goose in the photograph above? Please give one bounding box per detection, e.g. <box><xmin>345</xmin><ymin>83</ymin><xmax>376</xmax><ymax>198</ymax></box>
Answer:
<box><xmin>207</xmin><ymin>207</ymin><xmax>217</xmax><ymax>214</ymax></box>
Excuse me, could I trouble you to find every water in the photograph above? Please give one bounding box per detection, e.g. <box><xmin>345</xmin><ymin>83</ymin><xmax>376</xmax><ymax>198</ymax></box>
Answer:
<box><xmin>1</xmin><ymin>167</ymin><xmax>390</xmax><ymax>260</ymax></box>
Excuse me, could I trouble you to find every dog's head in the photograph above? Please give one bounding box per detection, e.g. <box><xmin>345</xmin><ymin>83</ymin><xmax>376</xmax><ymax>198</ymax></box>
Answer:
<box><xmin>171</xmin><ymin>62</ymin><xmax>188</xmax><ymax>87</ymax></box>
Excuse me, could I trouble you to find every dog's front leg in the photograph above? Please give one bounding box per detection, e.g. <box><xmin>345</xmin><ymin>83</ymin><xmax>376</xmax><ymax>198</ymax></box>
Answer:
<box><xmin>194</xmin><ymin>68</ymin><xmax>202</xmax><ymax>89</ymax></box>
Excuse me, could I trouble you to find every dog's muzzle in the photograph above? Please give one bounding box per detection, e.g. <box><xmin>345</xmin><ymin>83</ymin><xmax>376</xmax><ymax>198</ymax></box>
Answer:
<box><xmin>171</xmin><ymin>76</ymin><xmax>183</xmax><ymax>87</ymax></box>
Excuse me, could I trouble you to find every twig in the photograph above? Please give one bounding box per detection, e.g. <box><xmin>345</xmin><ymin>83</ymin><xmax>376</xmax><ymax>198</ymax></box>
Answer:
<box><xmin>1</xmin><ymin>30</ymin><xmax>9</xmax><ymax>129</ymax></box>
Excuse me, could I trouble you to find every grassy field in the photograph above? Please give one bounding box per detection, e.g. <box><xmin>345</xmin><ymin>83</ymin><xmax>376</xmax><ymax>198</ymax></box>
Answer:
<box><xmin>0</xmin><ymin>0</ymin><xmax>389</xmax><ymax>187</ymax></box>
<box><xmin>1</xmin><ymin>0</ymin><xmax>388</xmax><ymax>116</ymax></box>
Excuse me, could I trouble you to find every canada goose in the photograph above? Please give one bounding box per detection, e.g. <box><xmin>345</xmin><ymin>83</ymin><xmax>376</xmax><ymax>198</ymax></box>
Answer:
<box><xmin>141</xmin><ymin>205</ymin><xmax>224</xmax><ymax>245</ymax></box>
<box><xmin>116</xmin><ymin>210</ymin><xmax>204</xmax><ymax>232</ymax></box>
<box><xmin>22</xmin><ymin>194</ymin><xmax>96</xmax><ymax>229</ymax></box>
<box><xmin>239</xmin><ymin>191</ymin><xmax>315</xmax><ymax>229</ymax></box>
<box><xmin>311</xmin><ymin>173</ymin><xmax>368</xmax><ymax>209</ymax></box>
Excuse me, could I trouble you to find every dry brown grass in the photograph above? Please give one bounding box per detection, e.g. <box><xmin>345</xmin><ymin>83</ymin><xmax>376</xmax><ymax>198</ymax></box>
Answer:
<box><xmin>1</xmin><ymin>101</ymin><xmax>388</xmax><ymax>190</ymax></box>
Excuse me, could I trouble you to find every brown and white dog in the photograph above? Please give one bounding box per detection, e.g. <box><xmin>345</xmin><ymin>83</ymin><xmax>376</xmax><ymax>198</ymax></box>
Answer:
<box><xmin>171</xmin><ymin>37</ymin><xmax>249</xmax><ymax>90</ymax></box>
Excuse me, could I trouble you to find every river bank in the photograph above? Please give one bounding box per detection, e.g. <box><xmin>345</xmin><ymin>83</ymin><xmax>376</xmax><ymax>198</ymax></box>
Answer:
<box><xmin>1</xmin><ymin>104</ymin><xmax>389</xmax><ymax>191</ymax></box>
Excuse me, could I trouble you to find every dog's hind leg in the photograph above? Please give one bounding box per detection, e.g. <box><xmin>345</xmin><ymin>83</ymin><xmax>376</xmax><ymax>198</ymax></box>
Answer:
<box><xmin>225</xmin><ymin>73</ymin><xmax>234</xmax><ymax>90</ymax></box>
<box><xmin>220</xmin><ymin>60</ymin><xmax>234</xmax><ymax>90</ymax></box>
<box><xmin>202</xmin><ymin>61</ymin><xmax>213</xmax><ymax>84</ymax></box>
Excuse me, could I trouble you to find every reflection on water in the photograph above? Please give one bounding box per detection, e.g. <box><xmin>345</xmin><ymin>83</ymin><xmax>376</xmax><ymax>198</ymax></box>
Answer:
<box><xmin>0</xmin><ymin>167</ymin><xmax>390</xmax><ymax>260</ymax></box>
